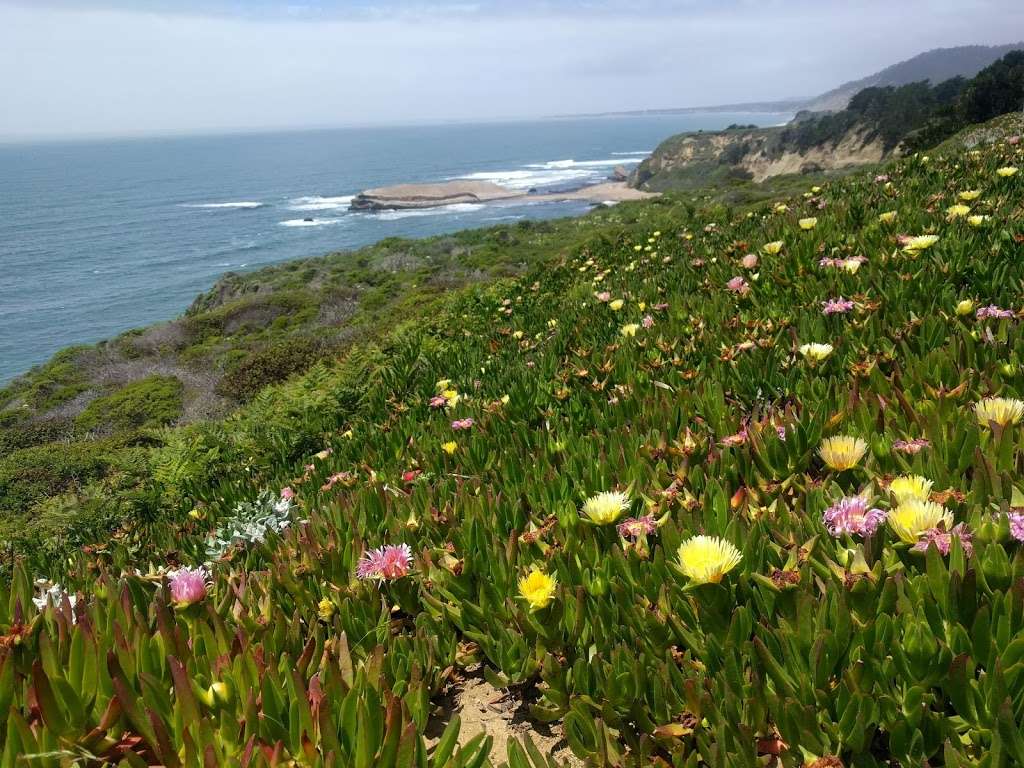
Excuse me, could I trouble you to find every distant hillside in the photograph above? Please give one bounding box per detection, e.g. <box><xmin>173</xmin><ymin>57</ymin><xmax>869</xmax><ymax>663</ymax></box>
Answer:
<box><xmin>804</xmin><ymin>43</ymin><xmax>1024</xmax><ymax>112</ymax></box>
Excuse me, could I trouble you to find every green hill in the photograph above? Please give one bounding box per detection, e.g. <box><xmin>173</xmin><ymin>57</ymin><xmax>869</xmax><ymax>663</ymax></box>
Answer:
<box><xmin>2</xmin><ymin>110</ymin><xmax>1024</xmax><ymax>765</ymax></box>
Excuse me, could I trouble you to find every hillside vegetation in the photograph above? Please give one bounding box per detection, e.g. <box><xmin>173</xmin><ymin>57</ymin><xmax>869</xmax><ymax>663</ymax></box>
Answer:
<box><xmin>2</xmin><ymin>110</ymin><xmax>1024</xmax><ymax>766</ymax></box>
<box><xmin>633</xmin><ymin>51</ymin><xmax>1024</xmax><ymax>192</ymax></box>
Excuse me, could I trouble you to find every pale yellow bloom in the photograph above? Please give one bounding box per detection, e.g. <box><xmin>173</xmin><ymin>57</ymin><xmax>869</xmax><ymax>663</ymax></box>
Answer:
<box><xmin>959</xmin><ymin>189</ymin><xmax>982</xmax><ymax>201</ymax></box>
<box><xmin>818</xmin><ymin>436</ymin><xmax>868</xmax><ymax>471</ymax></box>
<box><xmin>518</xmin><ymin>568</ymin><xmax>557</xmax><ymax>612</ymax></box>
<box><xmin>441</xmin><ymin>441</ymin><xmax>458</xmax><ymax>455</ymax></box>
<box><xmin>762</xmin><ymin>241</ymin><xmax>784</xmax><ymax>255</ymax></box>
<box><xmin>512</xmin><ymin>330</ymin><xmax>524</xmax><ymax>339</ymax></box>
<box><xmin>582</xmin><ymin>491</ymin><xmax>629</xmax><ymax>525</ymax></box>
<box><xmin>774</xmin><ymin>203</ymin><xmax>789</xmax><ymax>213</ymax></box>
<box><xmin>500</xmin><ymin>394</ymin><xmax>510</xmax><ymax>405</ymax></box>
<box><xmin>997</xmin><ymin>166</ymin><xmax>1018</xmax><ymax>178</ymax></box>
<box><xmin>946</xmin><ymin>204</ymin><xmax>971</xmax><ymax>219</ymax></box>
<box><xmin>436</xmin><ymin>378</ymin><xmax>451</xmax><ymax>391</ymax></box>
<box><xmin>842</xmin><ymin>259</ymin><xmax>862</xmax><ymax>274</ymax></box>
<box><xmin>799</xmin><ymin>343</ymin><xmax>833</xmax><ymax>362</ymax></box>
<box><xmin>975</xmin><ymin>397</ymin><xmax>1024</xmax><ymax>428</ymax></box>
<box><xmin>956</xmin><ymin>299</ymin><xmax>975</xmax><ymax>316</ymax></box>
<box><xmin>609</xmin><ymin>299</ymin><xmax>624</xmax><ymax>311</ymax></box>
<box><xmin>967</xmin><ymin>215</ymin><xmax>990</xmax><ymax>227</ymax></box>
<box><xmin>621</xmin><ymin>323</ymin><xmax>640</xmax><ymax>338</ymax></box>
<box><xmin>798</xmin><ymin>217</ymin><xmax>818</xmax><ymax>230</ymax></box>
<box><xmin>903</xmin><ymin>234</ymin><xmax>940</xmax><ymax>253</ymax></box>
<box><xmin>878</xmin><ymin>211</ymin><xmax>897</xmax><ymax>224</ymax></box>
<box><xmin>677</xmin><ymin>536</ymin><xmax>742</xmax><ymax>584</ymax></box>
<box><xmin>811</xmin><ymin>185</ymin><xmax>822</xmax><ymax>194</ymax></box>
<box><xmin>888</xmin><ymin>475</ymin><xmax>933</xmax><ymax>504</ymax></box>
<box><xmin>317</xmin><ymin>598</ymin><xmax>335</xmax><ymax>621</ymax></box>
<box><xmin>889</xmin><ymin>500</ymin><xmax>953</xmax><ymax>544</ymax></box>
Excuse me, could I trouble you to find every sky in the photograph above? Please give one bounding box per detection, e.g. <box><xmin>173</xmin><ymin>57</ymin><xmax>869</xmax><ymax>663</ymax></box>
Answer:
<box><xmin>1</xmin><ymin>0</ymin><xmax>1022</xmax><ymax>140</ymax></box>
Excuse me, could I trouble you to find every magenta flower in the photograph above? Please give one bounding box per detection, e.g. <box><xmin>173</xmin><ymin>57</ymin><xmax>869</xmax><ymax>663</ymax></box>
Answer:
<box><xmin>726</xmin><ymin>276</ymin><xmax>750</xmax><ymax>296</ymax></box>
<box><xmin>893</xmin><ymin>437</ymin><xmax>930</xmax><ymax>454</ymax></box>
<box><xmin>641</xmin><ymin>315</ymin><xmax>655</xmax><ymax>329</ymax></box>
<box><xmin>356</xmin><ymin>544</ymin><xmax>413</xmax><ymax>581</ymax></box>
<box><xmin>168</xmin><ymin>567</ymin><xmax>209</xmax><ymax>608</ymax></box>
<box><xmin>617</xmin><ymin>515</ymin><xmax>657</xmax><ymax>539</ymax></box>
<box><xmin>822</xmin><ymin>297</ymin><xmax>855</xmax><ymax>316</ymax></box>
<box><xmin>912</xmin><ymin>523</ymin><xmax>973</xmax><ymax>557</ymax></box>
<box><xmin>822</xmin><ymin>497</ymin><xmax>886</xmax><ymax>538</ymax></box>
<box><xmin>280</xmin><ymin>486</ymin><xmax>295</xmax><ymax>500</ymax></box>
<box><xmin>451</xmin><ymin>418</ymin><xmax>474</xmax><ymax>430</ymax></box>
<box><xmin>976</xmin><ymin>305</ymin><xmax>1015</xmax><ymax>320</ymax></box>
<box><xmin>1008</xmin><ymin>512</ymin><xmax>1024</xmax><ymax>542</ymax></box>
<box><xmin>429</xmin><ymin>395</ymin><xmax>447</xmax><ymax>408</ymax></box>
<box><xmin>741</xmin><ymin>254</ymin><xmax>759</xmax><ymax>269</ymax></box>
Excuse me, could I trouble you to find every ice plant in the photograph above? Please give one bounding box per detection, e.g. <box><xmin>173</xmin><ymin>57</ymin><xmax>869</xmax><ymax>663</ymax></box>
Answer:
<box><xmin>762</xmin><ymin>240</ymin><xmax>783</xmax><ymax>255</ymax></box>
<box><xmin>356</xmin><ymin>544</ymin><xmax>413</xmax><ymax>581</ymax></box>
<box><xmin>912</xmin><ymin>523</ymin><xmax>973</xmax><ymax>557</ymax></box>
<box><xmin>741</xmin><ymin>253</ymin><xmax>759</xmax><ymax>269</ymax></box>
<box><xmin>976</xmin><ymin>305</ymin><xmax>1014</xmax><ymax>320</ymax></box>
<box><xmin>959</xmin><ymin>189</ymin><xmax>981</xmax><ymax>201</ymax></box>
<box><xmin>168</xmin><ymin>567</ymin><xmax>210</xmax><ymax>608</ymax></box>
<box><xmin>878</xmin><ymin>211</ymin><xmax>897</xmax><ymax>223</ymax></box>
<box><xmin>967</xmin><ymin>214</ymin><xmax>990</xmax><ymax>227</ymax></box>
<box><xmin>617</xmin><ymin>515</ymin><xmax>657</xmax><ymax>539</ymax></box>
<box><xmin>892</xmin><ymin>437</ymin><xmax>930</xmax><ymax>455</ymax></box>
<box><xmin>818</xmin><ymin>436</ymin><xmax>867</xmax><ymax>471</ymax></box>
<box><xmin>888</xmin><ymin>475</ymin><xmax>933</xmax><ymax>504</ymax></box>
<box><xmin>955</xmin><ymin>299</ymin><xmax>976</xmax><ymax>316</ymax></box>
<box><xmin>451</xmin><ymin>418</ymin><xmax>474</xmax><ymax>430</ymax></box>
<box><xmin>582</xmin><ymin>491</ymin><xmax>630</xmax><ymax>525</ymax></box>
<box><xmin>798</xmin><ymin>217</ymin><xmax>818</xmax><ymax>230</ymax></box>
<box><xmin>621</xmin><ymin>323</ymin><xmax>640</xmax><ymax>337</ymax></box>
<box><xmin>726</xmin><ymin>276</ymin><xmax>750</xmax><ymax>295</ymax></box>
<box><xmin>609</xmin><ymin>299</ymin><xmax>624</xmax><ymax>311</ymax></box>
<box><xmin>996</xmin><ymin>166</ymin><xmax>1018</xmax><ymax>177</ymax></box>
<box><xmin>946</xmin><ymin>204</ymin><xmax>971</xmax><ymax>219</ymax></box>
<box><xmin>317</xmin><ymin>598</ymin><xmax>335</xmax><ymax>621</ymax></box>
<box><xmin>799</xmin><ymin>342</ymin><xmax>834</xmax><ymax>362</ymax></box>
<box><xmin>677</xmin><ymin>536</ymin><xmax>742</xmax><ymax>584</ymax></box>
<box><xmin>888</xmin><ymin>500</ymin><xmax>954</xmax><ymax>545</ymax></box>
<box><xmin>903</xmin><ymin>234</ymin><xmax>940</xmax><ymax>253</ymax></box>
<box><xmin>821</xmin><ymin>297</ymin><xmax>854</xmax><ymax>315</ymax></box>
<box><xmin>822</xmin><ymin>496</ymin><xmax>886</xmax><ymax>538</ymax></box>
<box><xmin>441</xmin><ymin>441</ymin><xmax>457</xmax><ymax>455</ymax></box>
<box><xmin>1008</xmin><ymin>512</ymin><xmax>1024</xmax><ymax>542</ymax></box>
<box><xmin>518</xmin><ymin>568</ymin><xmax>557</xmax><ymax>612</ymax></box>
<box><xmin>975</xmin><ymin>397</ymin><xmax>1024</xmax><ymax>428</ymax></box>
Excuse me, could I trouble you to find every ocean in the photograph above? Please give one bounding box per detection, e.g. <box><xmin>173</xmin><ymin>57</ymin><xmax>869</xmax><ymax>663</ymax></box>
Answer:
<box><xmin>0</xmin><ymin>113</ymin><xmax>790</xmax><ymax>384</ymax></box>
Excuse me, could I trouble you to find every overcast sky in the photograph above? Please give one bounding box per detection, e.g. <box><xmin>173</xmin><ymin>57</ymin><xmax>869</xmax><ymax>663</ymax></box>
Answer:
<box><xmin>1</xmin><ymin>0</ymin><xmax>1022</xmax><ymax>140</ymax></box>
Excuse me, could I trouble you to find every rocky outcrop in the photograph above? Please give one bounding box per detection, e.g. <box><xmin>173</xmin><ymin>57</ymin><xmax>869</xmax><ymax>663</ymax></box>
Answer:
<box><xmin>350</xmin><ymin>181</ymin><xmax>520</xmax><ymax>211</ymax></box>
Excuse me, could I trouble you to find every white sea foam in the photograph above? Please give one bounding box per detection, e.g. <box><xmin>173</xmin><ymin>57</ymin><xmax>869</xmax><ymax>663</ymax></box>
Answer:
<box><xmin>368</xmin><ymin>202</ymin><xmax>486</xmax><ymax>221</ymax></box>
<box><xmin>279</xmin><ymin>217</ymin><xmax>346</xmax><ymax>228</ymax></box>
<box><xmin>286</xmin><ymin>195</ymin><xmax>355</xmax><ymax>212</ymax></box>
<box><xmin>612</xmin><ymin>150</ymin><xmax>652</xmax><ymax>155</ymax></box>
<box><xmin>454</xmin><ymin>168</ymin><xmax>595</xmax><ymax>190</ymax></box>
<box><xmin>181</xmin><ymin>201</ymin><xmax>264</xmax><ymax>209</ymax></box>
<box><xmin>524</xmin><ymin>157</ymin><xmax>648</xmax><ymax>169</ymax></box>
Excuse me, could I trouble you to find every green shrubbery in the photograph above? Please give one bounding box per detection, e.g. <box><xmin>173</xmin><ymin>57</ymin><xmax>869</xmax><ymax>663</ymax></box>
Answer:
<box><xmin>76</xmin><ymin>374</ymin><xmax>184</xmax><ymax>433</ymax></box>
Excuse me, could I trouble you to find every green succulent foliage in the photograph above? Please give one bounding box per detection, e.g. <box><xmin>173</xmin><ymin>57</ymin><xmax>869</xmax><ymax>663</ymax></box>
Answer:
<box><xmin>2</xmin><ymin>114</ymin><xmax>1024</xmax><ymax>766</ymax></box>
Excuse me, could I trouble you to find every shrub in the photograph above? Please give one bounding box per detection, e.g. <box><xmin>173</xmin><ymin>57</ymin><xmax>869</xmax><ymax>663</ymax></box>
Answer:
<box><xmin>76</xmin><ymin>374</ymin><xmax>184</xmax><ymax>433</ymax></box>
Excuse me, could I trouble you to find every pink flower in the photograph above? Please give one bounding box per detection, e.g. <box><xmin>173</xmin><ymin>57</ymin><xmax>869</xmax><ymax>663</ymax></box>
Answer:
<box><xmin>429</xmin><ymin>395</ymin><xmax>447</xmax><ymax>408</ymax></box>
<box><xmin>402</xmin><ymin>469</ymin><xmax>421</xmax><ymax>484</ymax></box>
<box><xmin>1008</xmin><ymin>512</ymin><xmax>1024</xmax><ymax>542</ymax></box>
<box><xmin>1008</xmin><ymin>136</ymin><xmax>1021</xmax><ymax>146</ymax></box>
<box><xmin>321</xmin><ymin>472</ymin><xmax>353</xmax><ymax>491</ymax></box>
<box><xmin>280</xmin><ymin>486</ymin><xmax>295</xmax><ymax>500</ymax></box>
<box><xmin>720</xmin><ymin>428</ymin><xmax>748</xmax><ymax>447</ymax></box>
<box><xmin>653</xmin><ymin>303</ymin><xmax>669</xmax><ymax>311</ymax></box>
<box><xmin>822</xmin><ymin>297</ymin><xmax>855</xmax><ymax>316</ymax></box>
<box><xmin>451</xmin><ymin>418</ymin><xmax>474</xmax><ymax>430</ymax></box>
<box><xmin>976</xmin><ymin>305</ymin><xmax>1014</xmax><ymax>320</ymax></box>
<box><xmin>741</xmin><ymin>254</ymin><xmax>759</xmax><ymax>269</ymax></box>
<box><xmin>356</xmin><ymin>544</ymin><xmax>413</xmax><ymax>581</ymax></box>
<box><xmin>822</xmin><ymin>497</ymin><xmax>886</xmax><ymax>538</ymax></box>
<box><xmin>726</xmin><ymin>276</ymin><xmax>750</xmax><ymax>296</ymax></box>
<box><xmin>893</xmin><ymin>437</ymin><xmax>930</xmax><ymax>454</ymax></box>
<box><xmin>596</xmin><ymin>291</ymin><xmax>611</xmax><ymax>302</ymax></box>
<box><xmin>617</xmin><ymin>515</ymin><xmax>657</xmax><ymax>539</ymax></box>
<box><xmin>912</xmin><ymin>523</ymin><xmax>973</xmax><ymax>557</ymax></box>
<box><xmin>874</xmin><ymin>174</ymin><xmax>890</xmax><ymax>183</ymax></box>
<box><xmin>168</xmin><ymin>567</ymin><xmax>209</xmax><ymax>608</ymax></box>
<box><xmin>641</xmin><ymin>315</ymin><xmax>654</xmax><ymax>329</ymax></box>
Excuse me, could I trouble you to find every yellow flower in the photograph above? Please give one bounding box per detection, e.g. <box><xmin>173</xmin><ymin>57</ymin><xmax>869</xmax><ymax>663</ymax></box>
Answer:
<box><xmin>677</xmin><ymin>536</ymin><xmax>742</xmax><ymax>584</ymax></box>
<box><xmin>621</xmin><ymin>323</ymin><xmax>640</xmax><ymax>337</ymax></box>
<box><xmin>975</xmin><ymin>397</ymin><xmax>1024</xmax><ymax>428</ymax></box>
<box><xmin>441</xmin><ymin>441</ymin><xmax>458</xmax><ymax>455</ymax></box>
<box><xmin>633</xmin><ymin>244</ymin><xmax>643</xmax><ymax>251</ymax></box>
<box><xmin>774</xmin><ymin>203</ymin><xmax>789</xmax><ymax>213</ymax></box>
<box><xmin>997</xmin><ymin>166</ymin><xmax>1018</xmax><ymax>178</ymax></box>
<box><xmin>842</xmin><ymin>259</ymin><xmax>862</xmax><ymax>274</ymax></box>
<box><xmin>967</xmin><ymin>215</ymin><xmax>990</xmax><ymax>227</ymax></box>
<box><xmin>762</xmin><ymin>241</ymin><xmax>784</xmax><ymax>255</ymax></box>
<box><xmin>512</xmin><ymin>330</ymin><xmax>524</xmax><ymax>339</ymax></box>
<box><xmin>946</xmin><ymin>204</ymin><xmax>971</xmax><ymax>219</ymax></box>
<box><xmin>637</xmin><ymin>301</ymin><xmax>646</xmax><ymax>311</ymax></box>
<box><xmin>609</xmin><ymin>299</ymin><xmax>624</xmax><ymax>311</ymax></box>
<box><xmin>798</xmin><ymin>217</ymin><xmax>818</xmax><ymax>230</ymax></box>
<box><xmin>818</xmin><ymin>436</ymin><xmax>867</xmax><ymax>470</ymax></box>
<box><xmin>959</xmin><ymin>189</ymin><xmax>982</xmax><ymax>201</ymax></box>
<box><xmin>903</xmin><ymin>234</ymin><xmax>940</xmax><ymax>253</ymax></box>
<box><xmin>500</xmin><ymin>394</ymin><xmax>510</xmax><ymax>405</ymax></box>
<box><xmin>436</xmin><ymin>378</ymin><xmax>451</xmax><ymax>391</ymax></box>
<box><xmin>518</xmin><ymin>568</ymin><xmax>557</xmax><ymax>612</ymax></box>
<box><xmin>799</xmin><ymin>343</ymin><xmax>833</xmax><ymax>362</ymax></box>
<box><xmin>582</xmin><ymin>491</ymin><xmax>629</xmax><ymax>525</ymax></box>
<box><xmin>889</xmin><ymin>500</ymin><xmax>953</xmax><ymax>544</ymax></box>
<box><xmin>955</xmin><ymin>299</ymin><xmax>975</xmax><ymax>316</ymax></box>
<box><xmin>888</xmin><ymin>475</ymin><xmax>933</xmax><ymax>504</ymax></box>
<box><xmin>878</xmin><ymin>211</ymin><xmax>897</xmax><ymax>224</ymax></box>
<box><xmin>811</xmin><ymin>185</ymin><xmax>822</xmax><ymax>194</ymax></box>
<box><xmin>317</xmin><ymin>598</ymin><xmax>335</xmax><ymax>621</ymax></box>
<box><xmin>442</xmin><ymin>389</ymin><xmax>461</xmax><ymax>408</ymax></box>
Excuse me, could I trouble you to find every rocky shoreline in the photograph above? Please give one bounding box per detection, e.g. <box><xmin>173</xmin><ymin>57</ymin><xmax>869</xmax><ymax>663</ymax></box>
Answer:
<box><xmin>349</xmin><ymin>178</ymin><xmax>656</xmax><ymax>211</ymax></box>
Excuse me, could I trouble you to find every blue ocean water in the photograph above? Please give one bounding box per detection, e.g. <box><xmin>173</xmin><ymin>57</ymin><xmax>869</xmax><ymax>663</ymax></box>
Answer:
<box><xmin>0</xmin><ymin>113</ymin><xmax>789</xmax><ymax>383</ymax></box>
